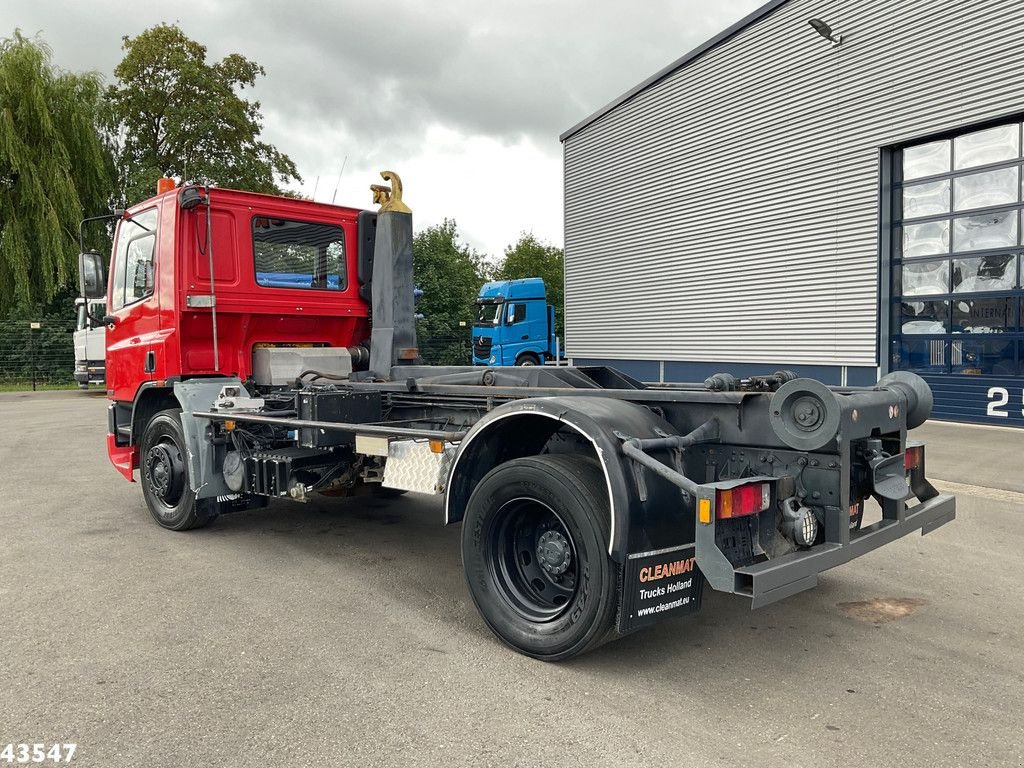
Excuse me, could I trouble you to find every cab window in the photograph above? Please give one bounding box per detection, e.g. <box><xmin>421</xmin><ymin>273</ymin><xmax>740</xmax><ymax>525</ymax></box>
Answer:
<box><xmin>110</xmin><ymin>209</ymin><xmax>159</xmax><ymax>311</ymax></box>
<box><xmin>252</xmin><ymin>217</ymin><xmax>346</xmax><ymax>290</ymax></box>
<box><xmin>507</xmin><ymin>303</ymin><xmax>527</xmax><ymax>324</ymax></box>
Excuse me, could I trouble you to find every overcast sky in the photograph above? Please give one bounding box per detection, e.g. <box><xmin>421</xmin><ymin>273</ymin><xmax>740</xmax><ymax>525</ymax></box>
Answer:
<box><xmin>7</xmin><ymin>0</ymin><xmax>762</xmax><ymax>258</ymax></box>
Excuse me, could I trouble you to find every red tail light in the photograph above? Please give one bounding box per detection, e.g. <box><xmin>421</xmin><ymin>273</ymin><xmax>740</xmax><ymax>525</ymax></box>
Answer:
<box><xmin>716</xmin><ymin>482</ymin><xmax>771</xmax><ymax>519</ymax></box>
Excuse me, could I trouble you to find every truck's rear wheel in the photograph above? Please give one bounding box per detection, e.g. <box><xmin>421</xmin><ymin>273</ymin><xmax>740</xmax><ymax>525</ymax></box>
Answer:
<box><xmin>140</xmin><ymin>408</ymin><xmax>218</xmax><ymax>531</ymax></box>
<box><xmin>461</xmin><ymin>455</ymin><xmax>619</xmax><ymax>661</ymax></box>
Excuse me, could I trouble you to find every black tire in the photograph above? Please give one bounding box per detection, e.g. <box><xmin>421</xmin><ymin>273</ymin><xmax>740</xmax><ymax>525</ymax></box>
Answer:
<box><xmin>461</xmin><ymin>455</ymin><xmax>619</xmax><ymax>661</ymax></box>
<box><xmin>139</xmin><ymin>408</ymin><xmax>219</xmax><ymax>531</ymax></box>
<box><xmin>515</xmin><ymin>352</ymin><xmax>540</xmax><ymax>366</ymax></box>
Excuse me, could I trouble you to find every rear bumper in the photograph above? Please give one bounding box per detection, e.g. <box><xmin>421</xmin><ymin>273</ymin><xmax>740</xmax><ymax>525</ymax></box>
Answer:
<box><xmin>732</xmin><ymin>493</ymin><xmax>955</xmax><ymax>608</ymax></box>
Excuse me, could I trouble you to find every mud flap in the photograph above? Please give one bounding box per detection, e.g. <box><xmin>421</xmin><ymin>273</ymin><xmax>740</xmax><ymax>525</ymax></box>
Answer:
<box><xmin>618</xmin><ymin>544</ymin><xmax>704</xmax><ymax>632</ymax></box>
<box><xmin>173</xmin><ymin>378</ymin><xmax>240</xmax><ymax>500</ymax></box>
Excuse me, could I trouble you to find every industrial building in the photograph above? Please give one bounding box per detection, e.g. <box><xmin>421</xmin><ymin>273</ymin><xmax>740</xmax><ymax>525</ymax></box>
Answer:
<box><xmin>561</xmin><ymin>0</ymin><xmax>1024</xmax><ymax>426</ymax></box>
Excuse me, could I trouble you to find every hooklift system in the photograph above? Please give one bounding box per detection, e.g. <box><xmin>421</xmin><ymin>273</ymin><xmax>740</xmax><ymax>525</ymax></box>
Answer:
<box><xmin>82</xmin><ymin>173</ymin><xmax>955</xmax><ymax>661</ymax></box>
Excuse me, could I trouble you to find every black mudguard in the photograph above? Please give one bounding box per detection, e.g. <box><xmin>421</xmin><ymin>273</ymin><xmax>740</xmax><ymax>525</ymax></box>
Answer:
<box><xmin>444</xmin><ymin>396</ymin><xmax>694</xmax><ymax>563</ymax></box>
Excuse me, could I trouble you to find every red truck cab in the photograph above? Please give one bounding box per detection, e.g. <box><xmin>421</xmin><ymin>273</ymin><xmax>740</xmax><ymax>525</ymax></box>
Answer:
<box><xmin>103</xmin><ymin>185</ymin><xmax>371</xmax><ymax>479</ymax></box>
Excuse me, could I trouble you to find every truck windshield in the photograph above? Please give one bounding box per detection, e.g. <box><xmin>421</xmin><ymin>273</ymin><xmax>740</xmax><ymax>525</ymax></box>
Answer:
<box><xmin>475</xmin><ymin>302</ymin><xmax>502</xmax><ymax>325</ymax></box>
<box><xmin>110</xmin><ymin>209</ymin><xmax>159</xmax><ymax>311</ymax></box>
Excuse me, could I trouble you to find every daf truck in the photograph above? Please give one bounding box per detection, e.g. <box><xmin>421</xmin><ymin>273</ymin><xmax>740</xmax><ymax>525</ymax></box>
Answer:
<box><xmin>78</xmin><ymin>173</ymin><xmax>955</xmax><ymax>661</ymax></box>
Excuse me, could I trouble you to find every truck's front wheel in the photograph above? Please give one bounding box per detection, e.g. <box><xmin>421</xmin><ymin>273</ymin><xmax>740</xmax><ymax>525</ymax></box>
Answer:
<box><xmin>140</xmin><ymin>409</ymin><xmax>218</xmax><ymax>531</ymax></box>
<box><xmin>461</xmin><ymin>455</ymin><xmax>619</xmax><ymax>661</ymax></box>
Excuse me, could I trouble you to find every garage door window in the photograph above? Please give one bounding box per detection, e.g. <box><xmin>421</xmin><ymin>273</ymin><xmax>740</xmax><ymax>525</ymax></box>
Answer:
<box><xmin>891</xmin><ymin>122</ymin><xmax>1024</xmax><ymax>375</ymax></box>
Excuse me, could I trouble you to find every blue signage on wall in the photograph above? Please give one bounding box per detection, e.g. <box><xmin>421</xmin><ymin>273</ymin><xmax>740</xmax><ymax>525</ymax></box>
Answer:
<box><xmin>919</xmin><ymin>374</ymin><xmax>1024</xmax><ymax>427</ymax></box>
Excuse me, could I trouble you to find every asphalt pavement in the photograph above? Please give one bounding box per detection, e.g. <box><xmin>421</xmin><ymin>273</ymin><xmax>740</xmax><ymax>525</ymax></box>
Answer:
<box><xmin>0</xmin><ymin>391</ymin><xmax>1021</xmax><ymax>767</ymax></box>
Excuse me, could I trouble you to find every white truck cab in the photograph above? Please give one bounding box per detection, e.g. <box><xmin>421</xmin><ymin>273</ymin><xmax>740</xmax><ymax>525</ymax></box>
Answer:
<box><xmin>73</xmin><ymin>297</ymin><xmax>106</xmax><ymax>389</ymax></box>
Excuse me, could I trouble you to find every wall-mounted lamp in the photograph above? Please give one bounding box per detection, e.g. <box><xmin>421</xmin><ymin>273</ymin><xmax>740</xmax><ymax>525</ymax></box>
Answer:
<box><xmin>808</xmin><ymin>18</ymin><xmax>843</xmax><ymax>46</ymax></box>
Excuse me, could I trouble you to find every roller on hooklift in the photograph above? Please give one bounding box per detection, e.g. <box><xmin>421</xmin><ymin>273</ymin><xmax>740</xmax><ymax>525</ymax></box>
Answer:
<box><xmin>79</xmin><ymin>172</ymin><xmax>955</xmax><ymax>661</ymax></box>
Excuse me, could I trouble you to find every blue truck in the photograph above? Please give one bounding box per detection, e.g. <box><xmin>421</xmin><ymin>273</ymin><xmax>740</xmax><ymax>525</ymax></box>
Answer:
<box><xmin>472</xmin><ymin>277</ymin><xmax>557</xmax><ymax>366</ymax></box>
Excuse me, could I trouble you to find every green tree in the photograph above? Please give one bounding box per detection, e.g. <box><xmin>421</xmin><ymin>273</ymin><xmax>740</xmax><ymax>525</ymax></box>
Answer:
<box><xmin>413</xmin><ymin>219</ymin><xmax>489</xmax><ymax>364</ymax></box>
<box><xmin>0</xmin><ymin>31</ymin><xmax>113</xmax><ymax>311</ymax></box>
<box><xmin>106</xmin><ymin>23</ymin><xmax>300</xmax><ymax>204</ymax></box>
<box><xmin>494</xmin><ymin>233</ymin><xmax>564</xmax><ymax>335</ymax></box>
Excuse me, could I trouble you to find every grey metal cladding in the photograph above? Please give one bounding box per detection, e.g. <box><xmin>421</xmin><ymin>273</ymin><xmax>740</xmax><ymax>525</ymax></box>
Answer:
<box><xmin>562</xmin><ymin>0</ymin><xmax>1024</xmax><ymax>366</ymax></box>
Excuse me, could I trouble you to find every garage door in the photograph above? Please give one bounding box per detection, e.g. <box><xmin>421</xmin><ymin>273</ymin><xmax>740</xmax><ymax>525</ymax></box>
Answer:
<box><xmin>889</xmin><ymin>120</ymin><xmax>1024</xmax><ymax>426</ymax></box>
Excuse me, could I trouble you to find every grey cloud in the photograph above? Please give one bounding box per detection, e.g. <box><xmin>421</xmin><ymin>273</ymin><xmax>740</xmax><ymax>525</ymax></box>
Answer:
<box><xmin>8</xmin><ymin>0</ymin><xmax>761</xmax><ymax>148</ymax></box>
<box><xmin>5</xmin><ymin>0</ymin><xmax>762</xmax><ymax>254</ymax></box>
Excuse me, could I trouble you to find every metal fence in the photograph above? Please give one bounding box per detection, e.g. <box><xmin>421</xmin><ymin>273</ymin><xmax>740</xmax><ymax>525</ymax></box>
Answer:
<box><xmin>0</xmin><ymin>319</ymin><xmax>77</xmax><ymax>388</ymax></box>
<box><xmin>418</xmin><ymin>329</ymin><xmax>473</xmax><ymax>366</ymax></box>
<box><xmin>0</xmin><ymin>323</ymin><xmax>473</xmax><ymax>389</ymax></box>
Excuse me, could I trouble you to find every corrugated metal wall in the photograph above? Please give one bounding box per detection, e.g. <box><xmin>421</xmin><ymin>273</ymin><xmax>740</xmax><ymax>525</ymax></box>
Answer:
<box><xmin>563</xmin><ymin>0</ymin><xmax>1024</xmax><ymax>366</ymax></box>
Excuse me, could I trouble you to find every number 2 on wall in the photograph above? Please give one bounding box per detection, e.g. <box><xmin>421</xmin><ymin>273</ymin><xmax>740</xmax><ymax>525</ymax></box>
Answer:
<box><xmin>985</xmin><ymin>387</ymin><xmax>1023</xmax><ymax>417</ymax></box>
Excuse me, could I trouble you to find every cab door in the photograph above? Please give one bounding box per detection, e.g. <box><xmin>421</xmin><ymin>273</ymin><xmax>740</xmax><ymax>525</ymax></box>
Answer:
<box><xmin>105</xmin><ymin>206</ymin><xmax>161</xmax><ymax>402</ymax></box>
<box><xmin>503</xmin><ymin>302</ymin><xmax>531</xmax><ymax>363</ymax></box>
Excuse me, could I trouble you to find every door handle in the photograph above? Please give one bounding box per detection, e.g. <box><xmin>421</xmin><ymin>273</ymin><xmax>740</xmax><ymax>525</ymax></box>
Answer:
<box><xmin>144</xmin><ymin>351</ymin><xmax>156</xmax><ymax>374</ymax></box>
<box><xmin>521</xmin><ymin>335</ymin><xmax>529</xmax><ymax>340</ymax></box>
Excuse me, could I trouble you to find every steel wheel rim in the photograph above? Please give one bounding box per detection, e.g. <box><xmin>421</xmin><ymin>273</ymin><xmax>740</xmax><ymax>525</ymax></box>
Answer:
<box><xmin>489</xmin><ymin>497</ymin><xmax>579</xmax><ymax>622</ymax></box>
<box><xmin>145</xmin><ymin>438</ymin><xmax>186</xmax><ymax>509</ymax></box>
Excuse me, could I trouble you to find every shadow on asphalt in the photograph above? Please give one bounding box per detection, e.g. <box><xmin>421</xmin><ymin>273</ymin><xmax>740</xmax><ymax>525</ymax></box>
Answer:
<box><xmin>181</xmin><ymin>491</ymin><xmax>869</xmax><ymax>674</ymax></box>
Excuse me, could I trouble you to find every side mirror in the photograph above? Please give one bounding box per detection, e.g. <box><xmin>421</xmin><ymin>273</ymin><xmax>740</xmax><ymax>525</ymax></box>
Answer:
<box><xmin>506</xmin><ymin>304</ymin><xmax>516</xmax><ymax>325</ymax></box>
<box><xmin>79</xmin><ymin>251</ymin><xmax>106</xmax><ymax>299</ymax></box>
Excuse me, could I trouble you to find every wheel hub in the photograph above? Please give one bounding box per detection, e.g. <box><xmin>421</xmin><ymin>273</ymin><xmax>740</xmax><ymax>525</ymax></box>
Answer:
<box><xmin>146</xmin><ymin>443</ymin><xmax>184</xmax><ymax>504</ymax></box>
<box><xmin>792</xmin><ymin>395</ymin><xmax>824</xmax><ymax>431</ymax></box>
<box><xmin>537</xmin><ymin>529</ymin><xmax>571</xmax><ymax>576</ymax></box>
<box><xmin>489</xmin><ymin>499</ymin><xmax>580</xmax><ymax>622</ymax></box>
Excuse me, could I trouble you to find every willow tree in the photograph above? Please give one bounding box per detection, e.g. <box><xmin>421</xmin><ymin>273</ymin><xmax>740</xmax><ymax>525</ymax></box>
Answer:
<box><xmin>106</xmin><ymin>24</ymin><xmax>300</xmax><ymax>204</ymax></box>
<box><xmin>0</xmin><ymin>31</ymin><xmax>112</xmax><ymax>311</ymax></box>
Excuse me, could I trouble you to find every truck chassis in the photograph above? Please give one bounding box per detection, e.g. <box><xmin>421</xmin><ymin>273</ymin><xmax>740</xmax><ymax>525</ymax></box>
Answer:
<box><xmin>90</xmin><ymin>178</ymin><xmax>955</xmax><ymax>661</ymax></box>
<box><xmin>119</xmin><ymin>363</ymin><xmax>954</xmax><ymax>661</ymax></box>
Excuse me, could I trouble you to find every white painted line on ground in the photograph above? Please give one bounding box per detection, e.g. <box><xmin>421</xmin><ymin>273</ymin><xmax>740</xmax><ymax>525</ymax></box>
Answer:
<box><xmin>931</xmin><ymin>478</ymin><xmax>1024</xmax><ymax>505</ymax></box>
<box><xmin>926</xmin><ymin>419</ymin><xmax>1024</xmax><ymax>435</ymax></box>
